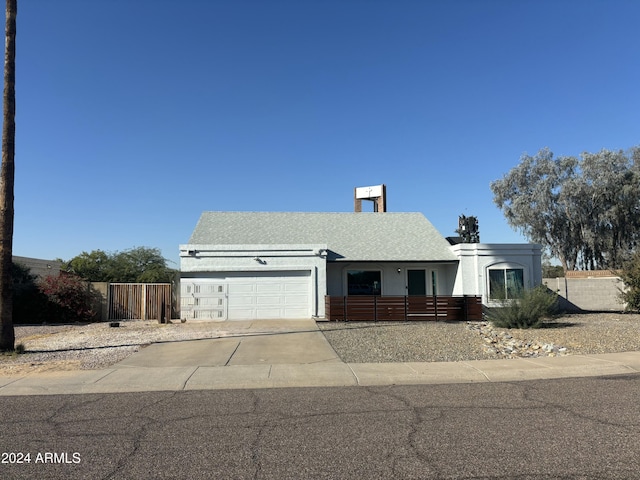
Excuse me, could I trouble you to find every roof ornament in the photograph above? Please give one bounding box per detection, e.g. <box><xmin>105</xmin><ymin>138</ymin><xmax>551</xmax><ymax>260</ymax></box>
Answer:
<box><xmin>456</xmin><ymin>215</ymin><xmax>480</xmax><ymax>243</ymax></box>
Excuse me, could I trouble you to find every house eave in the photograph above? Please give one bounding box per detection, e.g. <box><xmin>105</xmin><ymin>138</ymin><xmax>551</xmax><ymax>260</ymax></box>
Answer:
<box><xmin>328</xmin><ymin>258</ymin><xmax>459</xmax><ymax>263</ymax></box>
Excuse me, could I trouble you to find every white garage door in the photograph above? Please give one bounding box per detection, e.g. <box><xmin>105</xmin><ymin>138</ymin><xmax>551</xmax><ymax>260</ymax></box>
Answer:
<box><xmin>227</xmin><ymin>271</ymin><xmax>311</xmax><ymax>320</ymax></box>
<box><xmin>181</xmin><ymin>271</ymin><xmax>312</xmax><ymax>321</ymax></box>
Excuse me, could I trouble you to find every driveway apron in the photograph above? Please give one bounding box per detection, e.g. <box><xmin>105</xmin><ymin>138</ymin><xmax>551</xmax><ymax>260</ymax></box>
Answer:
<box><xmin>113</xmin><ymin>319</ymin><xmax>342</xmax><ymax>368</ymax></box>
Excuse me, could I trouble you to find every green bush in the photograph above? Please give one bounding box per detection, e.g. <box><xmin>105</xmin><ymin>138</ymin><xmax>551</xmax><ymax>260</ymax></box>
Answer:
<box><xmin>619</xmin><ymin>252</ymin><xmax>640</xmax><ymax>312</ymax></box>
<box><xmin>486</xmin><ymin>285</ymin><xmax>560</xmax><ymax>329</ymax></box>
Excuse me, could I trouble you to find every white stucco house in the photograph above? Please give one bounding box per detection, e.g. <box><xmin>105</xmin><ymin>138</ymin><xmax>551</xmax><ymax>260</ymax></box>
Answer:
<box><xmin>179</xmin><ymin>211</ymin><xmax>542</xmax><ymax>321</ymax></box>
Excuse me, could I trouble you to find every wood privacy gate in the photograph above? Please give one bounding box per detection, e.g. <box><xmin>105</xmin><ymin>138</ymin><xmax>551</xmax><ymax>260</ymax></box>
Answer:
<box><xmin>325</xmin><ymin>295</ymin><xmax>483</xmax><ymax>321</ymax></box>
<box><xmin>108</xmin><ymin>283</ymin><xmax>171</xmax><ymax>321</ymax></box>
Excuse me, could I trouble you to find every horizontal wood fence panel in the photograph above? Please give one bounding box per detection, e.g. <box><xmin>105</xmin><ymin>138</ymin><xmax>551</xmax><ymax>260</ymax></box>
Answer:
<box><xmin>325</xmin><ymin>295</ymin><xmax>483</xmax><ymax>322</ymax></box>
<box><xmin>376</xmin><ymin>296</ymin><xmax>407</xmax><ymax>321</ymax></box>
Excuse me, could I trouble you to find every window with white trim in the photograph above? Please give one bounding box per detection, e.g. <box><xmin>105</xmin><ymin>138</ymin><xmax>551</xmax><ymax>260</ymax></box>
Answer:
<box><xmin>488</xmin><ymin>268</ymin><xmax>524</xmax><ymax>300</ymax></box>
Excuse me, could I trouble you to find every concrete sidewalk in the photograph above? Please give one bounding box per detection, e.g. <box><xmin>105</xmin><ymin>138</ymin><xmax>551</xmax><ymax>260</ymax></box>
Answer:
<box><xmin>1</xmin><ymin>320</ymin><xmax>639</xmax><ymax>396</ymax></box>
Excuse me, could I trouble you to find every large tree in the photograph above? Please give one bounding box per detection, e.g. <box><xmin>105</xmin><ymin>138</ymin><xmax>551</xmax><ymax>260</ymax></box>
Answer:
<box><xmin>0</xmin><ymin>0</ymin><xmax>16</xmax><ymax>352</ymax></box>
<box><xmin>491</xmin><ymin>147</ymin><xmax>640</xmax><ymax>271</ymax></box>
<box><xmin>65</xmin><ymin>247</ymin><xmax>176</xmax><ymax>283</ymax></box>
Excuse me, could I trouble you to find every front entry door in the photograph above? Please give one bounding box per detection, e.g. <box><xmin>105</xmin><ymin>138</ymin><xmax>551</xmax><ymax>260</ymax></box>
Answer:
<box><xmin>407</xmin><ymin>269</ymin><xmax>426</xmax><ymax>295</ymax></box>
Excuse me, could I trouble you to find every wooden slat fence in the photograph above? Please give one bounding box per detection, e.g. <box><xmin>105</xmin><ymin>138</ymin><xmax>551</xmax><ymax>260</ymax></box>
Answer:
<box><xmin>325</xmin><ymin>295</ymin><xmax>483</xmax><ymax>321</ymax></box>
<box><xmin>108</xmin><ymin>283</ymin><xmax>171</xmax><ymax>322</ymax></box>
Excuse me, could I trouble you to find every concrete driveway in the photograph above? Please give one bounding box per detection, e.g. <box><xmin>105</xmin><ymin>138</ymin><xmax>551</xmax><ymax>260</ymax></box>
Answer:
<box><xmin>113</xmin><ymin>319</ymin><xmax>342</xmax><ymax>368</ymax></box>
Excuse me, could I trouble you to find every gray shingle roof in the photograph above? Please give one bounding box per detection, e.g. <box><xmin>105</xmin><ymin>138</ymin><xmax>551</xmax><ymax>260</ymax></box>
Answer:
<box><xmin>188</xmin><ymin>212</ymin><xmax>457</xmax><ymax>262</ymax></box>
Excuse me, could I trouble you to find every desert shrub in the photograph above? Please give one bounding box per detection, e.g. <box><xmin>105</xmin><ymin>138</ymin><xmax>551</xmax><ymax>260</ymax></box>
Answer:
<box><xmin>619</xmin><ymin>252</ymin><xmax>640</xmax><ymax>312</ymax></box>
<box><xmin>39</xmin><ymin>273</ymin><xmax>97</xmax><ymax>323</ymax></box>
<box><xmin>486</xmin><ymin>285</ymin><xmax>560</xmax><ymax>329</ymax></box>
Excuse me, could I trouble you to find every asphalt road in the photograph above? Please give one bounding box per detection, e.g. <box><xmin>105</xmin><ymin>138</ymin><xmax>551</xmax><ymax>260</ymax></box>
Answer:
<box><xmin>1</xmin><ymin>374</ymin><xmax>638</xmax><ymax>479</ymax></box>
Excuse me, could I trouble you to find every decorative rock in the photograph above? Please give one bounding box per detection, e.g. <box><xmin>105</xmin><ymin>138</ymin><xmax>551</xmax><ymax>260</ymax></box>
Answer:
<box><xmin>466</xmin><ymin>321</ymin><xmax>569</xmax><ymax>359</ymax></box>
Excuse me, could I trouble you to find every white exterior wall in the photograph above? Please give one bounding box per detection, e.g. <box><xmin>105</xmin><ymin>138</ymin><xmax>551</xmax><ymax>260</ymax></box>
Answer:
<box><xmin>180</xmin><ymin>244</ymin><xmax>328</xmax><ymax>318</ymax></box>
<box><xmin>450</xmin><ymin>243</ymin><xmax>542</xmax><ymax>305</ymax></box>
<box><xmin>326</xmin><ymin>262</ymin><xmax>458</xmax><ymax>296</ymax></box>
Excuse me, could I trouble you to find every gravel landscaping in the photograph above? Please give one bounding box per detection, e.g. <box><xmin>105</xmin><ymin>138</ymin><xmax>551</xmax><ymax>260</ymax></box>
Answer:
<box><xmin>0</xmin><ymin>313</ymin><xmax>638</xmax><ymax>375</ymax></box>
<box><xmin>0</xmin><ymin>321</ymin><xmax>234</xmax><ymax>375</ymax></box>
<box><xmin>318</xmin><ymin>321</ymin><xmax>491</xmax><ymax>363</ymax></box>
<box><xmin>319</xmin><ymin>312</ymin><xmax>640</xmax><ymax>363</ymax></box>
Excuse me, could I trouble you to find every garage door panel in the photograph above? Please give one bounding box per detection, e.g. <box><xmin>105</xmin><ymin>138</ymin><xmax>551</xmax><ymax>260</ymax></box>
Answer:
<box><xmin>256</xmin><ymin>297</ymin><xmax>282</xmax><ymax>305</ymax></box>
<box><xmin>284</xmin><ymin>283</ymin><xmax>308</xmax><ymax>293</ymax></box>
<box><xmin>256</xmin><ymin>283</ymin><xmax>284</xmax><ymax>294</ymax></box>
<box><xmin>228</xmin><ymin>296</ymin><xmax>255</xmax><ymax>307</ymax></box>
<box><xmin>198</xmin><ymin>297</ymin><xmax>223</xmax><ymax>307</ymax></box>
<box><xmin>284</xmin><ymin>294</ymin><xmax>308</xmax><ymax>305</ymax></box>
<box><xmin>193</xmin><ymin>309</ymin><xmax>224</xmax><ymax>320</ymax></box>
<box><xmin>255</xmin><ymin>308</ymin><xmax>282</xmax><ymax>319</ymax></box>
<box><xmin>229</xmin><ymin>283</ymin><xmax>256</xmax><ymax>294</ymax></box>
<box><xmin>201</xmin><ymin>284</ymin><xmax>224</xmax><ymax>294</ymax></box>
<box><xmin>230</xmin><ymin>308</ymin><xmax>256</xmax><ymax>318</ymax></box>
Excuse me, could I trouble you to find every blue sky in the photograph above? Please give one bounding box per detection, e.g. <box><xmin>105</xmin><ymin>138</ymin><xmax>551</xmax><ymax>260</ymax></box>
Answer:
<box><xmin>12</xmin><ymin>0</ymin><xmax>640</xmax><ymax>267</ymax></box>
